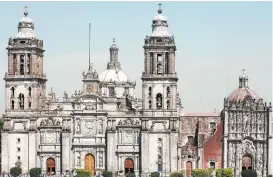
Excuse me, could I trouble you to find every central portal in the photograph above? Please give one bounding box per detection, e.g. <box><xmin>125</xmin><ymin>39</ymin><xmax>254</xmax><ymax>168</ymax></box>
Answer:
<box><xmin>124</xmin><ymin>158</ymin><xmax>134</xmax><ymax>174</ymax></box>
<box><xmin>84</xmin><ymin>154</ymin><xmax>95</xmax><ymax>175</ymax></box>
<box><xmin>46</xmin><ymin>158</ymin><xmax>55</xmax><ymax>176</ymax></box>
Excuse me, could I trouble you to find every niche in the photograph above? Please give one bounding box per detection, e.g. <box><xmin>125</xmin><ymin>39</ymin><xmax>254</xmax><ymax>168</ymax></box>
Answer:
<box><xmin>148</xmin><ymin>87</ymin><xmax>152</xmax><ymax>97</ymax></box>
<box><xmin>156</xmin><ymin>93</ymin><xmax>162</xmax><ymax>109</ymax></box>
<box><xmin>18</xmin><ymin>93</ymin><xmax>24</xmax><ymax>109</ymax></box>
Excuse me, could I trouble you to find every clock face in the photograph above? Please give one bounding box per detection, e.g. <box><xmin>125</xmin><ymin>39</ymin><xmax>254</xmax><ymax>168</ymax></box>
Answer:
<box><xmin>86</xmin><ymin>84</ymin><xmax>93</xmax><ymax>93</ymax></box>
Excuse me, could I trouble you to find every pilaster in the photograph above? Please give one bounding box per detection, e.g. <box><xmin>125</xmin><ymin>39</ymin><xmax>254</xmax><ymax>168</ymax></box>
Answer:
<box><xmin>1</xmin><ymin>132</ymin><xmax>9</xmax><ymax>173</ymax></box>
<box><xmin>61</xmin><ymin>131</ymin><xmax>70</xmax><ymax>172</ymax></box>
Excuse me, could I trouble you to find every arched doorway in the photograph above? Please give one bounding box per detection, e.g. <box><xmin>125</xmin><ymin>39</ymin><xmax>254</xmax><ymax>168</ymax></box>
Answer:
<box><xmin>186</xmin><ymin>161</ymin><xmax>192</xmax><ymax>176</ymax></box>
<box><xmin>242</xmin><ymin>155</ymin><xmax>252</xmax><ymax>170</ymax></box>
<box><xmin>124</xmin><ymin>158</ymin><xmax>134</xmax><ymax>174</ymax></box>
<box><xmin>84</xmin><ymin>154</ymin><xmax>95</xmax><ymax>175</ymax></box>
<box><xmin>46</xmin><ymin>158</ymin><xmax>55</xmax><ymax>176</ymax></box>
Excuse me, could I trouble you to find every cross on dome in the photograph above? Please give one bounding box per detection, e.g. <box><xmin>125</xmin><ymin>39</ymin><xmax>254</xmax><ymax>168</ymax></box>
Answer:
<box><xmin>158</xmin><ymin>3</ymin><xmax>162</xmax><ymax>14</ymax></box>
<box><xmin>24</xmin><ymin>6</ymin><xmax>28</xmax><ymax>17</ymax></box>
<box><xmin>239</xmin><ymin>69</ymin><xmax>248</xmax><ymax>88</ymax></box>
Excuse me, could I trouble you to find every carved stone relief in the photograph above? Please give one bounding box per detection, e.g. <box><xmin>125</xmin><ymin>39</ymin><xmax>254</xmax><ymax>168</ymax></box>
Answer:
<box><xmin>123</xmin><ymin>131</ymin><xmax>134</xmax><ymax>144</ymax></box>
<box><xmin>46</xmin><ymin>131</ymin><xmax>55</xmax><ymax>144</ymax></box>
<box><xmin>84</xmin><ymin>121</ymin><xmax>96</xmax><ymax>136</ymax></box>
<box><xmin>228</xmin><ymin>143</ymin><xmax>235</xmax><ymax>167</ymax></box>
<box><xmin>84</xmin><ymin>102</ymin><xmax>97</xmax><ymax>110</ymax></box>
<box><xmin>242</xmin><ymin>139</ymin><xmax>255</xmax><ymax>155</ymax></box>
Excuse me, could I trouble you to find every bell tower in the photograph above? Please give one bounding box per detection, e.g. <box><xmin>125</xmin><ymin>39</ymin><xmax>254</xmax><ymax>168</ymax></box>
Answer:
<box><xmin>4</xmin><ymin>6</ymin><xmax>47</xmax><ymax>111</ymax></box>
<box><xmin>2</xmin><ymin>7</ymin><xmax>47</xmax><ymax>173</ymax></box>
<box><xmin>142</xmin><ymin>3</ymin><xmax>177</xmax><ymax>111</ymax></box>
<box><xmin>140</xmin><ymin>4</ymin><xmax>180</xmax><ymax>176</ymax></box>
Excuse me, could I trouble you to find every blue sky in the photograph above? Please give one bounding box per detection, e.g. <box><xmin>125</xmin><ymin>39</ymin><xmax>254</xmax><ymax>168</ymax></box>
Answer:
<box><xmin>0</xmin><ymin>1</ymin><xmax>271</xmax><ymax>113</ymax></box>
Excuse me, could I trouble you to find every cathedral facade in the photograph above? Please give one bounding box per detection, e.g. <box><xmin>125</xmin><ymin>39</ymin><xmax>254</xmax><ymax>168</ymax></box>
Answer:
<box><xmin>1</xmin><ymin>4</ymin><xmax>272</xmax><ymax>177</ymax></box>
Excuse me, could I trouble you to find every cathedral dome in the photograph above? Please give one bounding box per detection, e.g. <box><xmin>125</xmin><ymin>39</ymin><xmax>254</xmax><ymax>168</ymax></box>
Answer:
<box><xmin>99</xmin><ymin>69</ymin><xmax>128</xmax><ymax>83</ymax></box>
<box><xmin>227</xmin><ymin>88</ymin><xmax>259</xmax><ymax>102</ymax></box>
<box><xmin>227</xmin><ymin>70</ymin><xmax>259</xmax><ymax>102</ymax></box>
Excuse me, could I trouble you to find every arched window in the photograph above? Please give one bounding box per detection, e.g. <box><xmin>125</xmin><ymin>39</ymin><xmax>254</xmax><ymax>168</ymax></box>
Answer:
<box><xmin>28</xmin><ymin>87</ymin><xmax>31</xmax><ymax>97</ymax></box>
<box><xmin>11</xmin><ymin>100</ymin><xmax>15</xmax><ymax>110</ymax></box>
<box><xmin>157</xmin><ymin>63</ymin><xmax>163</xmax><ymax>74</ymax></box>
<box><xmin>149</xmin><ymin>100</ymin><xmax>152</xmax><ymax>109</ymax></box>
<box><xmin>11</xmin><ymin>87</ymin><xmax>15</xmax><ymax>97</ymax></box>
<box><xmin>20</xmin><ymin>55</ymin><xmax>24</xmax><ymax>75</ymax></box>
<box><xmin>156</xmin><ymin>93</ymin><xmax>162</xmax><ymax>109</ymax></box>
<box><xmin>148</xmin><ymin>87</ymin><xmax>152</xmax><ymax>97</ymax></box>
<box><xmin>19</xmin><ymin>93</ymin><xmax>24</xmax><ymax>109</ymax></box>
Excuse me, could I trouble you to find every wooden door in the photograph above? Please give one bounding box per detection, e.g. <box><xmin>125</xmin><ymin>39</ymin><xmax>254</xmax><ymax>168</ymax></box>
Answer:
<box><xmin>84</xmin><ymin>154</ymin><xmax>95</xmax><ymax>175</ymax></box>
<box><xmin>46</xmin><ymin>158</ymin><xmax>55</xmax><ymax>176</ymax></box>
<box><xmin>186</xmin><ymin>161</ymin><xmax>192</xmax><ymax>176</ymax></box>
<box><xmin>124</xmin><ymin>159</ymin><xmax>134</xmax><ymax>174</ymax></box>
<box><xmin>242</xmin><ymin>155</ymin><xmax>252</xmax><ymax>170</ymax></box>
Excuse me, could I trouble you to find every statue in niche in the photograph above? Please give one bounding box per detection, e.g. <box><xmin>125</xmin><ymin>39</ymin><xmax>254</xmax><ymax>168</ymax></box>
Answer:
<box><xmin>76</xmin><ymin>157</ymin><xmax>80</xmax><ymax>166</ymax></box>
<box><xmin>167</xmin><ymin>100</ymin><xmax>170</xmax><ymax>109</ymax></box>
<box><xmin>98</xmin><ymin>121</ymin><xmax>103</xmax><ymax>134</ymax></box>
<box><xmin>76</xmin><ymin>123</ymin><xmax>80</xmax><ymax>133</ymax></box>
<box><xmin>157</xmin><ymin>64</ymin><xmax>163</xmax><ymax>74</ymax></box>
<box><xmin>156</xmin><ymin>94</ymin><xmax>162</xmax><ymax>108</ymax></box>
<box><xmin>167</xmin><ymin>87</ymin><xmax>170</xmax><ymax>97</ymax></box>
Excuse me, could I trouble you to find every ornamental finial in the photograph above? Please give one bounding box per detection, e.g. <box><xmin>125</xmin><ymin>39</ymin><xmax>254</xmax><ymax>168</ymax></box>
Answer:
<box><xmin>158</xmin><ymin>3</ymin><xmax>162</xmax><ymax>14</ymax></box>
<box><xmin>242</xmin><ymin>69</ymin><xmax>245</xmax><ymax>77</ymax></box>
<box><xmin>24</xmin><ymin>6</ymin><xmax>28</xmax><ymax>17</ymax></box>
<box><xmin>113</xmin><ymin>38</ymin><xmax>116</xmax><ymax>43</ymax></box>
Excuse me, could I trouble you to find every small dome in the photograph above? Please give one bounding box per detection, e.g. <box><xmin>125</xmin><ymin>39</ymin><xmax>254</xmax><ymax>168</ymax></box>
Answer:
<box><xmin>99</xmin><ymin>69</ymin><xmax>128</xmax><ymax>83</ymax></box>
<box><xmin>153</xmin><ymin>14</ymin><xmax>167</xmax><ymax>21</ymax></box>
<box><xmin>227</xmin><ymin>88</ymin><xmax>259</xmax><ymax>102</ymax></box>
<box><xmin>19</xmin><ymin>16</ymin><xmax>33</xmax><ymax>23</ymax></box>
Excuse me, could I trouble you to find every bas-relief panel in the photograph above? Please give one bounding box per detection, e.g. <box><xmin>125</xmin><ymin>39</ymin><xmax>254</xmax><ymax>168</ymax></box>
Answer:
<box><xmin>228</xmin><ymin>111</ymin><xmax>267</xmax><ymax>140</ymax></box>
<box><xmin>83</xmin><ymin>120</ymin><xmax>96</xmax><ymax>136</ymax></box>
<box><xmin>40</xmin><ymin>131</ymin><xmax>60</xmax><ymax>144</ymax></box>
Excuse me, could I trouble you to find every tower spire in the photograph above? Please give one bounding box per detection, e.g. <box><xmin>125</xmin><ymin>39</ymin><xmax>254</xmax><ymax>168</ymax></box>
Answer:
<box><xmin>24</xmin><ymin>6</ymin><xmax>28</xmax><ymax>17</ymax></box>
<box><xmin>88</xmin><ymin>23</ymin><xmax>91</xmax><ymax>71</ymax></box>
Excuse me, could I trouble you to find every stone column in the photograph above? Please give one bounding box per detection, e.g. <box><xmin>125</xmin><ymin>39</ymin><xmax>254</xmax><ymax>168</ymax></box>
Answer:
<box><xmin>153</xmin><ymin>53</ymin><xmax>157</xmax><ymax>74</ymax></box>
<box><xmin>171</xmin><ymin>85</ymin><xmax>177</xmax><ymax>110</ymax></box>
<box><xmin>162</xmin><ymin>53</ymin><xmax>165</xmax><ymax>75</ymax></box>
<box><xmin>8</xmin><ymin>54</ymin><xmax>12</xmax><ymax>74</ymax></box>
<box><xmin>16</xmin><ymin>54</ymin><xmax>20</xmax><ymax>75</ymax></box>
<box><xmin>170</xmin><ymin>52</ymin><xmax>175</xmax><ymax>74</ymax></box>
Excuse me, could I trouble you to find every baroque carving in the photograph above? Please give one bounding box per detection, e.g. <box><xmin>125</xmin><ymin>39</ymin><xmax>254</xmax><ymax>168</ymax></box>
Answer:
<box><xmin>40</xmin><ymin>118</ymin><xmax>61</xmax><ymax>127</ymax></box>
<box><xmin>117</xmin><ymin>118</ymin><xmax>140</xmax><ymax>126</ymax></box>
<box><xmin>84</xmin><ymin>121</ymin><xmax>96</xmax><ymax>136</ymax></box>
<box><xmin>228</xmin><ymin>143</ymin><xmax>235</xmax><ymax>167</ymax></box>
<box><xmin>84</xmin><ymin>102</ymin><xmax>97</xmax><ymax>110</ymax></box>
<box><xmin>242</xmin><ymin>139</ymin><xmax>255</xmax><ymax>155</ymax></box>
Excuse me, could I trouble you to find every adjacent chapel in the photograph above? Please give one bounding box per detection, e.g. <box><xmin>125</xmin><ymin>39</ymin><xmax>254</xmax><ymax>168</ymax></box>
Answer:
<box><xmin>1</xmin><ymin>4</ymin><xmax>272</xmax><ymax>177</ymax></box>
